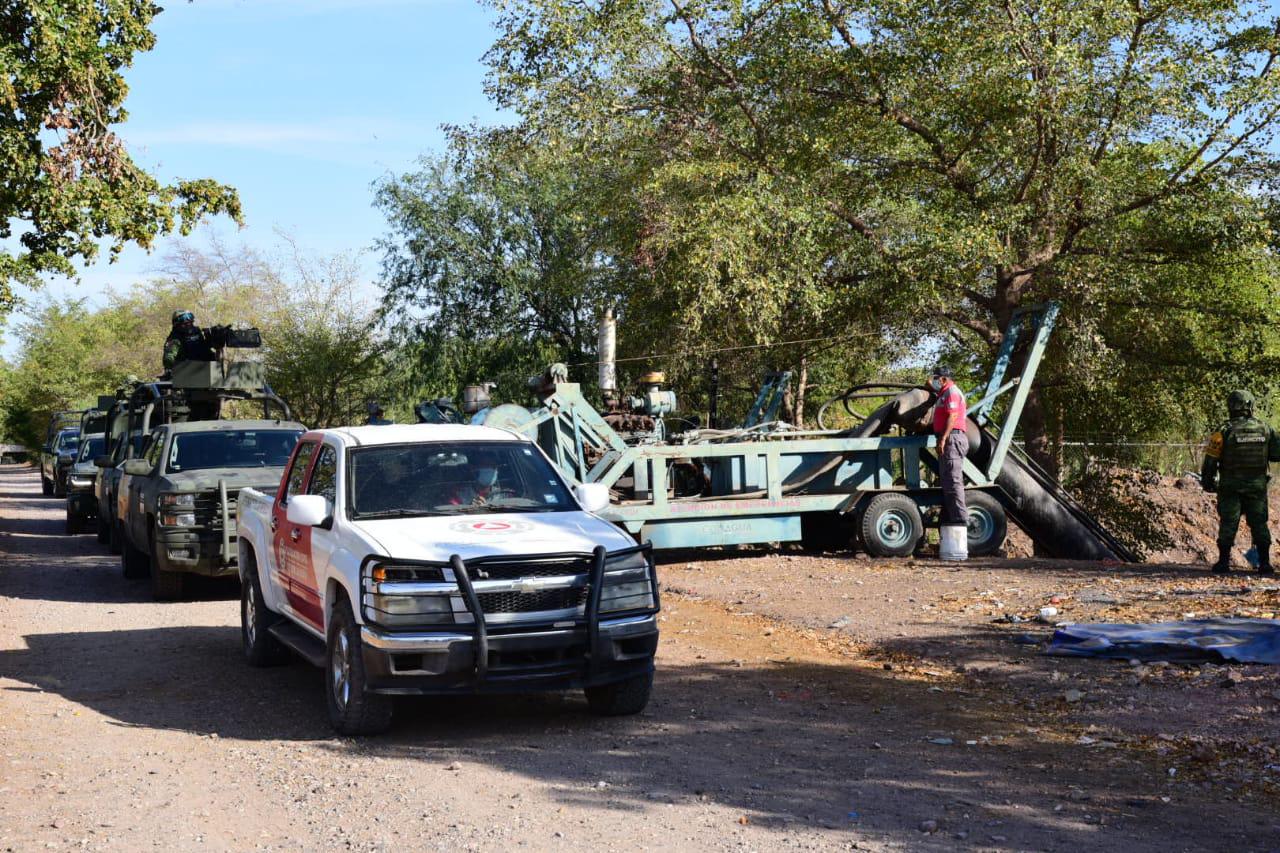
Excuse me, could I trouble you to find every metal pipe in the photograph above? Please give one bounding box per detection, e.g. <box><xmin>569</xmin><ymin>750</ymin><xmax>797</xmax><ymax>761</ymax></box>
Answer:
<box><xmin>597</xmin><ymin>309</ymin><xmax>617</xmax><ymax>397</ymax></box>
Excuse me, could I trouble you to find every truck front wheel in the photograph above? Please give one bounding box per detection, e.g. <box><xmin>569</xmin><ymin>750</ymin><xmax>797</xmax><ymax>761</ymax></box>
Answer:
<box><xmin>149</xmin><ymin>529</ymin><xmax>184</xmax><ymax>600</ymax></box>
<box><xmin>41</xmin><ymin>475</ymin><xmax>53</xmax><ymax>496</ymax></box>
<box><xmin>326</xmin><ymin>598</ymin><xmax>393</xmax><ymax>735</ymax></box>
<box><xmin>585</xmin><ymin>671</ymin><xmax>653</xmax><ymax>716</ymax></box>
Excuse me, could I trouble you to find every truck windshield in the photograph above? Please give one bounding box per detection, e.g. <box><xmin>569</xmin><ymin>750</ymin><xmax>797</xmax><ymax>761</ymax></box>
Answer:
<box><xmin>77</xmin><ymin>437</ymin><xmax>105</xmax><ymax>462</ymax></box>
<box><xmin>55</xmin><ymin>431</ymin><xmax>79</xmax><ymax>453</ymax></box>
<box><xmin>349</xmin><ymin>441</ymin><xmax>576</xmax><ymax>518</ymax></box>
<box><xmin>166</xmin><ymin>430</ymin><xmax>302</xmax><ymax>472</ymax></box>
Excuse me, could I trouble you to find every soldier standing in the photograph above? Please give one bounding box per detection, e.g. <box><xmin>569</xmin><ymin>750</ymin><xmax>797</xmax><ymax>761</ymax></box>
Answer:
<box><xmin>365</xmin><ymin>402</ymin><xmax>393</xmax><ymax>426</ymax></box>
<box><xmin>1201</xmin><ymin>390</ymin><xmax>1280</xmax><ymax>574</ymax></box>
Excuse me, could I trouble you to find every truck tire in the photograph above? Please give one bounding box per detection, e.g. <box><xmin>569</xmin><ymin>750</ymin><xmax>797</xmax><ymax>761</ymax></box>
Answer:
<box><xmin>121</xmin><ymin>533</ymin><xmax>150</xmax><ymax>579</ymax></box>
<box><xmin>326</xmin><ymin>597</ymin><xmax>393</xmax><ymax>735</ymax></box>
<box><xmin>96</xmin><ymin>513</ymin><xmax>110</xmax><ymax>544</ymax></box>
<box><xmin>859</xmin><ymin>493</ymin><xmax>924</xmax><ymax>558</ymax></box>
<box><xmin>241</xmin><ymin>558</ymin><xmax>288</xmax><ymax>667</ymax></box>
<box><xmin>109</xmin><ymin>518</ymin><xmax>123</xmax><ymax>555</ymax></box>
<box><xmin>41</xmin><ymin>475</ymin><xmax>53</xmax><ymax>496</ymax></box>
<box><xmin>64</xmin><ymin>504</ymin><xmax>78</xmax><ymax>535</ymax></box>
<box><xmin>965</xmin><ymin>491</ymin><xmax>1008</xmax><ymax>557</ymax></box>
<box><xmin>145</xmin><ymin>526</ymin><xmax>184</xmax><ymax>600</ymax></box>
<box><xmin>585</xmin><ymin>671</ymin><xmax>654</xmax><ymax>716</ymax></box>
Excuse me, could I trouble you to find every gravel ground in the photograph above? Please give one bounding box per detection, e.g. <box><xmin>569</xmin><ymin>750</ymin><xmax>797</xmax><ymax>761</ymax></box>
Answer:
<box><xmin>1</xmin><ymin>463</ymin><xmax>1278</xmax><ymax>852</ymax></box>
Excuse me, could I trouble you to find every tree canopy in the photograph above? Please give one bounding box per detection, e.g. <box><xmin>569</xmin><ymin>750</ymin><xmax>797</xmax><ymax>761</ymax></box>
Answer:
<box><xmin>0</xmin><ymin>1</ymin><xmax>241</xmax><ymax>315</ymax></box>
<box><xmin>475</xmin><ymin>0</ymin><xmax>1280</xmax><ymax>466</ymax></box>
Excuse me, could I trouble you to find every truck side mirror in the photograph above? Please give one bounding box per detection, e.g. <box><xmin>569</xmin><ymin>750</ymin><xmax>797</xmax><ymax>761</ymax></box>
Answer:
<box><xmin>574</xmin><ymin>482</ymin><xmax>611</xmax><ymax>514</ymax></box>
<box><xmin>287</xmin><ymin>494</ymin><xmax>329</xmax><ymax>527</ymax></box>
<box><xmin>122</xmin><ymin>459</ymin><xmax>152</xmax><ymax>476</ymax></box>
<box><xmin>93</xmin><ymin>456</ymin><xmax>112</xmax><ymax>468</ymax></box>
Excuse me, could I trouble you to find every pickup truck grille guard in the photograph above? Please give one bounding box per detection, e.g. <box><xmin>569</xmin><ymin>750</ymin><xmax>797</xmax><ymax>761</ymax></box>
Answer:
<box><xmin>360</xmin><ymin>543</ymin><xmax>659</xmax><ymax>685</ymax></box>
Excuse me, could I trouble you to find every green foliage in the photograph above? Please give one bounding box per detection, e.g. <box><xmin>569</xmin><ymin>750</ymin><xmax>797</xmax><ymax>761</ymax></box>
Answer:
<box><xmin>0</xmin><ymin>1</ymin><xmax>241</xmax><ymax>316</ymax></box>
<box><xmin>0</xmin><ymin>243</ymin><xmax>392</xmax><ymax>444</ymax></box>
<box><xmin>375</xmin><ymin>134</ymin><xmax>633</xmax><ymax>404</ymax></box>
<box><xmin>484</xmin><ymin>0</ymin><xmax>1280</xmax><ymax>459</ymax></box>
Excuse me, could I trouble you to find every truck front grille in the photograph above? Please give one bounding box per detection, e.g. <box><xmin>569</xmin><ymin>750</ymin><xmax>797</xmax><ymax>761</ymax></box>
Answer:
<box><xmin>467</xmin><ymin>558</ymin><xmax>592</xmax><ymax>618</ymax></box>
<box><xmin>477</xmin><ymin>586</ymin><xmax>589</xmax><ymax>615</ymax></box>
<box><xmin>193</xmin><ymin>490</ymin><xmax>239</xmax><ymax>527</ymax></box>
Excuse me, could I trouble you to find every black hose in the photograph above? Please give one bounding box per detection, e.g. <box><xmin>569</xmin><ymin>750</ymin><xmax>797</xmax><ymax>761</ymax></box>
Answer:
<box><xmin>817</xmin><ymin>383</ymin><xmax>921</xmax><ymax>430</ymax></box>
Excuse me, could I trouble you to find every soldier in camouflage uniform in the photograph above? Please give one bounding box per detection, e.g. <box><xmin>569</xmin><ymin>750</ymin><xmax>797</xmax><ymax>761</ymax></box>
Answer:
<box><xmin>1201</xmin><ymin>390</ymin><xmax>1280</xmax><ymax>574</ymax></box>
<box><xmin>162</xmin><ymin>310</ymin><xmax>216</xmax><ymax>370</ymax></box>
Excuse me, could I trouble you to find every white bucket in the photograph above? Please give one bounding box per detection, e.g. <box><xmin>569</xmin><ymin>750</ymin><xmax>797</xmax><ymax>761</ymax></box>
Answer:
<box><xmin>940</xmin><ymin>524</ymin><xmax>969</xmax><ymax>561</ymax></box>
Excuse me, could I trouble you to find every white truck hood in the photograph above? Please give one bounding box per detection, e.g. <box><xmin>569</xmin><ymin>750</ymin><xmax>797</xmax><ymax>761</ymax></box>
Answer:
<box><xmin>354</xmin><ymin>510</ymin><xmax>637</xmax><ymax>563</ymax></box>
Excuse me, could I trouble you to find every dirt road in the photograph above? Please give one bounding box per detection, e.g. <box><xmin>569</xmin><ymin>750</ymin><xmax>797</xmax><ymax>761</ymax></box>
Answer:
<box><xmin>1</xmin><ymin>464</ymin><xmax>1276</xmax><ymax>852</ymax></box>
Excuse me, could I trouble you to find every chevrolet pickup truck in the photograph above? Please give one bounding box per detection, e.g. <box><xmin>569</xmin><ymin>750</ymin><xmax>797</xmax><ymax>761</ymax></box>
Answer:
<box><xmin>235</xmin><ymin>424</ymin><xmax>660</xmax><ymax>735</ymax></box>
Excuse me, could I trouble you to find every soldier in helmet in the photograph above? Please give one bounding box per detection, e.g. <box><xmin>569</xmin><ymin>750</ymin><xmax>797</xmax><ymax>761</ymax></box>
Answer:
<box><xmin>365</xmin><ymin>401</ymin><xmax>392</xmax><ymax>426</ymax></box>
<box><xmin>1201</xmin><ymin>390</ymin><xmax>1280</xmax><ymax>574</ymax></box>
<box><xmin>162</xmin><ymin>310</ymin><xmax>216</xmax><ymax>370</ymax></box>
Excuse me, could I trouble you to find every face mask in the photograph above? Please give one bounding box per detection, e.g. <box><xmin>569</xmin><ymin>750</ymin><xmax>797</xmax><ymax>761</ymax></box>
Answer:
<box><xmin>474</xmin><ymin>467</ymin><xmax>497</xmax><ymax>487</ymax></box>
<box><xmin>929</xmin><ymin>378</ymin><xmax>943</xmax><ymax>391</ymax></box>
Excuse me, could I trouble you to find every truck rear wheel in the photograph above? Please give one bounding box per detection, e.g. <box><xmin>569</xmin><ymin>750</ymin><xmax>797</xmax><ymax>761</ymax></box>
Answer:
<box><xmin>241</xmin><ymin>559</ymin><xmax>288</xmax><ymax>667</ymax></box>
<box><xmin>859</xmin><ymin>493</ymin><xmax>924</xmax><ymax>558</ymax></box>
<box><xmin>109</xmin><ymin>518</ymin><xmax>123</xmax><ymax>555</ymax></box>
<box><xmin>96</xmin><ymin>513</ymin><xmax>110</xmax><ymax>544</ymax></box>
<box><xmin>585</xmin><ymin>671</ymin><xmax>653</xmax><ymax>716</ymax></box>
<box><xmin>965</xmin><ymin>491</ymin><xmax>1008</xmax><ymax>557</ymax></box>
<box><xmin>326</xmin><ymin>598</ymin><xmax>393</xmax><ymax>735</ymax></box>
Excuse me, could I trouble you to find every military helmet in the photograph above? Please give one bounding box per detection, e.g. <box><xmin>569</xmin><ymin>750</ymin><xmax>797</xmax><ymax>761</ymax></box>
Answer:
<box><xmin>172</xmin><ymin>309</ymin><xmax>195</xmax><ymax>326</ymax></box>
<box><xmin>1228</xmin><ymin>389</ymin><xmax>1254</xmax><ymax>416</ymax></box>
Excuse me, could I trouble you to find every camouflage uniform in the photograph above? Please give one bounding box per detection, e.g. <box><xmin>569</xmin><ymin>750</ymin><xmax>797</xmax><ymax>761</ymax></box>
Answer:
<box><xmin>163</xmin><ymin>310</ymin><xmax>216</xmax><ymax>370</ymax></box>
<box><xmin>1201</xmin><ymin>390</ymin><xmax>1280</xmax><ymax>574</ymax></box>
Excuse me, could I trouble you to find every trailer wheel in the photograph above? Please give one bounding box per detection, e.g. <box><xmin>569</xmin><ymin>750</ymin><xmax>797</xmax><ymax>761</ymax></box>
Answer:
<box><xmin>859</xmin><ymin>493</ymin><xmax>924</xmax><ymax>558</ymax></box>
<box><xmin>965</xmin><ymin>491</ymin><xmax>1007</xmax><ymax>557</ymax></box>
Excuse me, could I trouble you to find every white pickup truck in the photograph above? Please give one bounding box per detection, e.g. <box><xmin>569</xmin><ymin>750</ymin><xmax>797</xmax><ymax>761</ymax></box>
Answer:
<box><xmin>235</xmin><ymin>424</ymin><xmax>660</xmax><ymax>734</ymax></box>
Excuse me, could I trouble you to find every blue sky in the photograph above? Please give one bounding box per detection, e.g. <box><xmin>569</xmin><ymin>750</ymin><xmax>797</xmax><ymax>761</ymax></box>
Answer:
<box><xmin>3</xmin><ymin>0</ymin><xmax>501</xmax><ymax>353</ymax></box>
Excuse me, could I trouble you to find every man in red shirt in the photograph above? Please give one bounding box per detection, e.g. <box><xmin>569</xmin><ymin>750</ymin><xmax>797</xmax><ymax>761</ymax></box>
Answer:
<box><xmin>931</xmin><ymin>365</ymin><xmax>968</xmax><ymax>533</ymax></box>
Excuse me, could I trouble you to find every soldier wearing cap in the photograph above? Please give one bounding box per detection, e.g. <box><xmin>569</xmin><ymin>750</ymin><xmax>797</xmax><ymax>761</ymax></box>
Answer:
<box><xmin>162</xmin><ymin>309</ymin><xmax>216</xmax><ymax>369</ymax></box>
<box><xmin>930</xmin><ymin>364</ymin><xmax>968</xmax><ymax>532</ymax></box>
<box><xmin>1201</xmin><ymin>389</ymin><xmax>1280</xmax><ymax>574</ymax></box>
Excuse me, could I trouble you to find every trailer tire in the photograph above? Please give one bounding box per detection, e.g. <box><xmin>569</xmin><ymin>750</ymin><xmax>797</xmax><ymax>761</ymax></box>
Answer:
<box><xmin>585</xmin><ymin>671</ymin><xmax>653</xmax><ymax>716</ymax></box>
<box><xmin>326</xmin><ymin>597</ymin><xmax>394</xmax><ymax>735</ymax></box>
<box><xmin>965</xmin><ymin>491</ymin><xmax>1007</xmax><ymax>557</ymax></box>
<box><xmin>859</xmin><ymin>493</ymin><xmax>924</xmax><ymax>558</ymax></box>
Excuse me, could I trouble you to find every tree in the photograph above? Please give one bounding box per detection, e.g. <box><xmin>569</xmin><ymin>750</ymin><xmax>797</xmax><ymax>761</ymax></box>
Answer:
<box><xmin>375</xmin><ymin>134</ymin><xmax>633</xmax><ymax>402</ymax></box>
<box><xmin>0</xmin><ymin>241</ymin><xmax>392</xmax><ymax>443</ymax></box>
<box><xmin>0</xmin><ymin>1</ymin><xmax>240</xmax><ymax>315</ymax></box>
<box><xmin>485</xmin><ymin>0</ymin><xmax>1280</xmax><ymax>469</ymax></box>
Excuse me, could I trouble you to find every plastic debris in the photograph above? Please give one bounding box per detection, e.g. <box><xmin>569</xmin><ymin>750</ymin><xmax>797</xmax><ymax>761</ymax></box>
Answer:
<box><xmin>1045</xmin><ymin>617</ymin><xmax>1280</xmax><ymax>664</ymax></box>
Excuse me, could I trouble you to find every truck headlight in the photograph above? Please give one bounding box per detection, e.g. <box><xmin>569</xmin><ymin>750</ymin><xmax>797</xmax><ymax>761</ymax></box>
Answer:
<box><xmin>68</xmin><ymin>475</ymin><xmax>95</xmax><ymax>489</ymax></box>
<box><xmin>362</xmin><ymin>561</ymin><xmax>456</xmax><ymax>628</ymax></box>
<box><xmin>161</xmin><ymin>493</ymin><xmax>196</xmax><ymax>508</ymax></box>
<box><xmin>161</xmin><ymin>512</ymin><xmax>197</xmax><ymax>527</ymax></box>
<box><xmin>600</xmin><ymin>550</ymin><xmax>656</xmax><ymax>613</ymax></box>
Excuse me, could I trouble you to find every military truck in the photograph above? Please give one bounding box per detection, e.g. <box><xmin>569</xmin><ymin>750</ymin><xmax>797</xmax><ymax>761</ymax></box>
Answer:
<box><xmin>41</xmin><ymin>427</ymin><xmax>80</xmax><ymax>497</ymax></box>
<box><xmin>65</xmin><ymin>432</ymin><xmax>106</xmax><ymax>534</ymax></box>
<box><xmin>109</xmin><ymin>336</ymin><xmax>302</xmax><ymax>598</ymax></box>
<box><xmin>118</xmin><ymin>418</ymin><xmax>304</xmax><ymax>598</ymax></box>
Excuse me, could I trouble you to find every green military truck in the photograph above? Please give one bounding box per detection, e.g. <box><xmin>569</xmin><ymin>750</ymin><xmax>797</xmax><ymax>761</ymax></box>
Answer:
<box><xmin>117</xmin><ymin>418</ymin><xmax>304</xmax><ymax>598</ymax></box>
<box><xmin>105</xmin><ymin>337</ymin><xmax>302</xmax><ymax>599</ymax></box>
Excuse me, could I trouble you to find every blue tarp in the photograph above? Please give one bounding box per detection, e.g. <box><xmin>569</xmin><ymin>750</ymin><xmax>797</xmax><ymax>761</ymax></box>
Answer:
<box><xmin>1044</xmin><ymin>617</ymin><xmax>1280</xmax><ymax>664</ymax></box>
